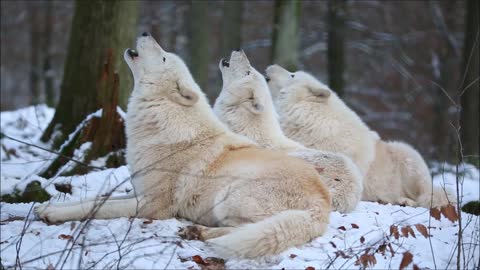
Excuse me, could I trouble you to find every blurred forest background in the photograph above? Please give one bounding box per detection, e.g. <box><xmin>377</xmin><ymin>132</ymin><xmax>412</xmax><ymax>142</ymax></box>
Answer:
<box><xmin>0</xmin><ymin>0</ymin><xmax>478</xmax><ymax>165</ymax></box>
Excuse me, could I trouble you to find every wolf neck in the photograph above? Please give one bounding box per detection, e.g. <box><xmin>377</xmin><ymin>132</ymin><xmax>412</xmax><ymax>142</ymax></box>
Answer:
<box><xmin>242</xmin><ymin>99</ymin><xmax>304</xmax><ymax>152</ymax></box>
<box><xmin>126</xmin><ymin>91</ymin><xmax>226</xmax><ymax>147</ymax></box>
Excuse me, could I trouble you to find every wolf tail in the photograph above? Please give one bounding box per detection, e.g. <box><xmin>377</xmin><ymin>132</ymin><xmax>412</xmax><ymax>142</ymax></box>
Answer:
<box><xmin>207</xmin><ymin>208</ymin><xmax>329</xmax><ymax>258</ymax></box>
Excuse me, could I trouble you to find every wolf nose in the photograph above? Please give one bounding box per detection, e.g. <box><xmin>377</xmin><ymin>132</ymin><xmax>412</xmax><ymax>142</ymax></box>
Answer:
<box><xmin>142</xmin><ymin>32</ymin><xmax>149</xmax><ymax>37</ymax></box>
<box><xmin>234</xmin><ymin>48</ymin><xmax>241</xmax><ymax>52</ymax></box>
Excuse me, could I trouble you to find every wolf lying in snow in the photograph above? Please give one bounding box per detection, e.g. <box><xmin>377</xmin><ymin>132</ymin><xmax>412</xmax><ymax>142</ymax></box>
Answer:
<box><xmin>213</xmin><ymin>50</ymin><xmax>362</xmax><ymax>213</ymax></box>
<box><xmin>35</xmin><ymin>35</ymin><xmax>331</xmax><ymax>258</ymax></box>
<box><xmin>265</xmin><ymin>65</ymin><xmax>454</xmax><ymax>208</ymax></box>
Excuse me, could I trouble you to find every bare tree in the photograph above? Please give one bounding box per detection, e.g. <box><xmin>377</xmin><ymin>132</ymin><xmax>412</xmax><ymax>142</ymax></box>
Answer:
<box><xmin>189</xmin><ymin>1</ymin><xmax>210</xmax><ymax>98</ymax></box>
<box><xmin>271</xmin><ymin>0</ymin><xmax>301</xmax><ymax>71</ymax></box>
<box><xmin>221</xmin><ymin>1</ymin><xmax>243</xmax><ymax>56</ymax></box>
<box><xmin>459</xmin><ymin>0</ymin><xmax>479</xmax><ymax>164</ymax></box>
<box><xmin>40</xmin><ymin>0</ymin><xmax>138</xmax><ymax>147</ymax></box>
<box><xmin>28</xmin><ymin>2</ymin><xmax>41</xmax><ymax>105</ymax></box>
<box><xmin>327</xmin><ymin>0</ymin><xmax>347</xmax><ymax>97</ymax></box>
<box><xmin>42</xmin><ymin>0</ymin><xmax>55</xmax><ymax>107</ymax></box>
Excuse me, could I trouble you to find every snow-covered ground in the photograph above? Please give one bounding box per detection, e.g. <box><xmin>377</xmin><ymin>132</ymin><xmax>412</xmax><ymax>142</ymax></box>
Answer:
<box><xmin>1</xmin><ymin>105</ymin><xmax>479</xmax><ymax>269</ymax></box>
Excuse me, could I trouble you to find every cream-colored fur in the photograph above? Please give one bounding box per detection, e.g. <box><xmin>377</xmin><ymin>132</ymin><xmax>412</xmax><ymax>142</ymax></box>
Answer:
<box><xmin>35</xmin><ymin>36</ymin><xmax>331</xmax><ymax>259</ymax></box>
<box><xmin>266</xmin><ymin>65</ymin><xmax>455</xmax><ymax>208</ymax></box>
<box><xmin>213</xmin><ymin>50</ymin><xmax>362</xmax><ymax>212</ymax></box>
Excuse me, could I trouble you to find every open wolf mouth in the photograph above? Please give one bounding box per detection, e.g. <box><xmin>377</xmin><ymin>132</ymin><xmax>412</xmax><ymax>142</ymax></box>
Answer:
<box><xmin>221</xmin><ymin>58</ymin><xmax>230</xmax><ymax>67</ymax></box>
<box><xmin>127</xmin><ymin>49</ymin><xmax>139</xmax><ymax>58</ymax></box>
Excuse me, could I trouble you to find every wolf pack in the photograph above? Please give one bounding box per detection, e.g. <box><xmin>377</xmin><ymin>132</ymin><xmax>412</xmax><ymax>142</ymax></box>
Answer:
<box><xmin>35</xmin><ymin>34</ymin><xmax>455</xmax><ymax>259</ymax></box>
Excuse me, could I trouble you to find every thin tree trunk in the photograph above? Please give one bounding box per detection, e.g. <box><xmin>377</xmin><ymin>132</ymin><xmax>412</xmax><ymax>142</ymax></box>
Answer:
<box><xmin>327</xmin><ymin>0</ymin><xmax>347</xmax><ymax>97</ymax></box>
<box><xmin>41</xmin><ymin>0</ymin><xmax>138</xmax><ymax>147</ymax></box>
<box><xmin>28</xmin><ymin>3</ymin><xmax>41</xmax><ymax>105</ymax></box>
<box><xmin>43</xmin><ymin>1</ymin><xmax>55</xmax><ymax>107</ymax></box>
<box><xmin>459</xmin><ymin>0</ymin><xmax>479</xmax><ymax>164</ymax></box>
<box><xmin>271</xmin><ymin>0</ymin><xmax>301</xmax><ymax>71</ymax></box>
<box><xmin>221</xmin><ymin>1</ymin><xmax>243</xmax><ymax>56</ymax></box>
<box><xmin>189</xmin><ymin>1</ymin><xmax>210</xmax><ymax>99</ymax></box>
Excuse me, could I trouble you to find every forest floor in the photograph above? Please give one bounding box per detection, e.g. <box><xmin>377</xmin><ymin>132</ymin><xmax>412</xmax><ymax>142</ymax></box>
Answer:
<box><xmin>1</xmin><ymin>105</ymin><xmax>479</xmax><ymax>269</ymax></box>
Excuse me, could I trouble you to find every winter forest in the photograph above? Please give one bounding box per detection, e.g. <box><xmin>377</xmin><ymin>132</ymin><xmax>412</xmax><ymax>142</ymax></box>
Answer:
<box><xmin>0</xmin><ymin>0</ymin><xmax>479</xmax><ymax>269</ymax></box>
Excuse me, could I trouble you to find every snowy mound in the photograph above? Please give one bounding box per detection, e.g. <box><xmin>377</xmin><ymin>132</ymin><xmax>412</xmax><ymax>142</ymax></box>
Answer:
<box><xmin>1</xmin><ymin>106</ymin><xmax>479</xmax><ymax>269</ymax></box>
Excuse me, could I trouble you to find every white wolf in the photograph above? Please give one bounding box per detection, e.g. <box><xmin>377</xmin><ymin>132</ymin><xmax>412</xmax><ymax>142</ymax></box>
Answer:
<box><xmin>213</xmin><ymin>50</ymin><xmax>363</xmax><ymax>213</ymax></box>
<box><xmin>265</xmin><ymin>65</ymin><xmax>454</xmax><ymax>208</ymax></box>
<box><xmin>35</xmin><ymin>35</ymin><xmax>331</xmax><ymax>258</ymax></box>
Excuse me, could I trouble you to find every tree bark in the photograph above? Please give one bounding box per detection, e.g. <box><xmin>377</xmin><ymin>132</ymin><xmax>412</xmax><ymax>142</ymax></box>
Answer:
<box><xmin>221</xmin><ymin>1</ymin><xmax>243</xmax><ymax>56</ymax></box>
<box><xmin>327</xmin><ymin>0</ymin><xmax>347</xmax><ymax>97</ymax></box>
<box><xmin>28</xmin><ymin>3</ymin><xmax>41</xmax><ymax>105</ymax></box>
<box><xmin>189</xmin><ymin>1</ymin><xmax>210</xmax><ymax>99</ymax></box>
<box><xmin>459</xmin><ymin>0</ymin><xmax>479</xmax><ymax>163</ymax></box>
<box><xmin>42</xmin><ymin>0</ymin><xmax>55</xmax><ymax>107</ymax></box>
<box><xmin>271</xmin><ymin>0</ymin><xmax>301</xmax><ymax>71</ymax></box>
<box><xmin>40</xmin><ymin>0</ymin><xmax>138</xmax><ymax>147</ymax></box>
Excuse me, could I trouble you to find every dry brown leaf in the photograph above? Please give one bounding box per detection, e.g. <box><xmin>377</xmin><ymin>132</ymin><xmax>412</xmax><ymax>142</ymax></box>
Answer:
<box><xmin>414</xmin><ymin>224</ymin><xmax>429</xmax><ymax>238</ymax></box>
<box><xmin>305</xmin><ymin>267</ymin><xmax>315</xmax><ymax>270</ymax></box>
<box><xmin>143</xmin><ymin>219</ymin><xmax>153</xmax><ymax>224</ymax></box>
<box><xmin>335</xmin><ymin>250</ymin><xmax>351</xmax><ymax>259</ymax></box>
<box><xmin>399</xmin><ymin>251</ymin><xmax>413</xmax><ymax>270</ymax></box>
<box><xmin>390</xmin><ymin>225</ymin><xmax>399</xmax><ymax>240</ymax></box>
<box><xmin>289</xmin><ymin>254</ymin><xmax>297</xmax><ymax>259</ymax></box>
<box><xmin>406</xmin><ymin>226</ymin><xmax>416</xmax><ymax>238</ymax></box>
<box><xmin>58</xmin><ymin>234</ymin><xmax>72</xmax><ymax>240</ymax></box>
<box><xmin>201</xmin><ymin>257</ymin><xmax>226</xmax><ymax>270</ymax></box>
<box><xmin>413</xmin><ymin>264</ymin><xmax>420</xmax><ymax>270</ymax></box>
<box><xmin>441</xmin><ymin>204</ymin><xmax>459</xmax><ymax>223</ymax></box>
<box><xmin>351</xmin><ymin>223</ymin><xmax>359</xmax><ymax>229</ymax></box>
<box><xmin>355</xmin><ymin>254</ymin><xmax>377</xmax><ymax>267</ymax></box>
<box><xmin>360</xmin><ymin>236</ymin><xmax>365</xmax><ymax>244</ymax></box>
<box><xmin>377</xmin><ymin>244</ymin><xmax>386</xmax><ymax>255</ymax></box>
<box><xmin>337</xmin><ymin>226</ymin><xmax>347</xmax><ymax>231</ymax></box>
<box><xmin>401</xmin><ymin>226</ymin><xmax>409</xmax><ymax>238</ymax></box>
<box><xmin>192</xmin><ymin>255</ymin><xmax>206</xmax><ymax>265</ymax></box>
<box><xmin>430</xmin><ymin>207</ymin><xmax>441</xmax><ymax>220</ymax></box>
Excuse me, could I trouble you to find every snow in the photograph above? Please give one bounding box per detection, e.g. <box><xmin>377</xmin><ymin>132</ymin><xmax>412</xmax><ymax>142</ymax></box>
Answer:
<box><xmin>1</xmin><ymin>105</ymin><xmax>479</xmax><ymax>269</ymax></box>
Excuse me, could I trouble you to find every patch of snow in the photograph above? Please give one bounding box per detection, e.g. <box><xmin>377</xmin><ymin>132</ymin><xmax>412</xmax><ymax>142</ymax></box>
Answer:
<box><xmin>1</xmin><ymin>105</ymin><xmax>479</xmax><ymax>269</ymax></box>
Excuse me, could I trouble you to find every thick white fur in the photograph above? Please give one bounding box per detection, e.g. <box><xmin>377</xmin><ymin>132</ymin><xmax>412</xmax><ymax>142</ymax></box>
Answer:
<box><xmin>266</xmin><ymin>65</ymin><xmax>455</xmax><ymax>208</ymax></box>
<box><xmin>213</xmin><ymin>51</ymin><xmax>363</xmax><ymax>212</ymax></box>
<box><xmin>35</xmin><ymin>36</ymin><xmax>331</xmax><ymax>259</ymax></box>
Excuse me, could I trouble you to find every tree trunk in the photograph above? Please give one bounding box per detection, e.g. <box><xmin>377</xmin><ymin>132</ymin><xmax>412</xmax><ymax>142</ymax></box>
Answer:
<box><xmin>42</xmin><ymin>1</ymin><xmax>55</xmax><ymax>107</ymax></box>
<box><xmin>459</xmin><ymin>0</ymin><xmax>479</xmax><ymax>164</ymax></box>
<box><xmin>28</xmin><ymin>3</ymin><xmax>41</xmax><ymax>105</ymax></box>
<box><xmin>189</xmin><ymin>1</ymin><xmax>210</xmax><ymax>99</ymax></box>
<box><xmin>271</xmin><ymin>0</ymin><xmax>301</xmax><ymax>71</ymax></box>
<box><xmin>40</xmin><ymin>50</ymin><xmax>126</xmax><ymax>178</ymax></box>
<box><xmin>40</xmin><ymin>0</ymin><xmax>138</xmax><ymax>147</ymax></box>
<box><xmin>221</xmin><ymin>1</ymin><xmax>243</xmax><ymax>56</ymax></box>
<box><xmin>327</xmin><ymin>0</ymin><xmax>347</xmax><ymax>97</ymax></box>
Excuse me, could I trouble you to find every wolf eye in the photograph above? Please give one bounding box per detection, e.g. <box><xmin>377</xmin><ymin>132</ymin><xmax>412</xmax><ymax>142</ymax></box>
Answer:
<box><xmin>291</xmin><ymin>74</ymin><xmax>295</xmax><ymax>78</ymax></box>
<box><xmin>246</xmin><ymin>71</ymin><xmax>250</xmax><ymax>75</ymax></box>
<box><xmin>163</xmin><ymin>57</ymin><xmax>166</xmax><ymax>62</ymax></box>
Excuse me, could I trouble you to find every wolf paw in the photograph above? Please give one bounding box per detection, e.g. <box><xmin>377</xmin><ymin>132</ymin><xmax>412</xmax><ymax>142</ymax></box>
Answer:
<box><xmin>34</xmin><ymin>204</ymin><xmax>62</xmax><ymax>224</ymax></box>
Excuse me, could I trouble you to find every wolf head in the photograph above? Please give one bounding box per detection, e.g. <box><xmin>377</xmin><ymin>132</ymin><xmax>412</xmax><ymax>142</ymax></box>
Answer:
<box><xmin>265</xmin><ymin>64</ymin><xmax>332</xmax><ymax>108</ymax></box>
<box><xmin>215</xmin><ymin>50</ymin><xmax>273</xmax><ymax>117</ymax></box>
<box><xmin>124</xmin><ymin>34</ymin><xmax>202</xmax><ymax>107</ymax></box>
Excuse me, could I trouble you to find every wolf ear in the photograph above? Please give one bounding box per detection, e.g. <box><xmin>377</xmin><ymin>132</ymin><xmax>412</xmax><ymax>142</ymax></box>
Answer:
<box><xmin>309</xmin><ymin>87</ymin><xmax>331</xmax><ymax>99</ymax></box>
<box><xmin>168</xmin><ymin>81</ymin><xmax>199</xmax><ymax>106</ymax></box>
<box><xmin>244</xmin><ymin>91</ymin><xmax>264</xmax><ymax>115</ymax></box>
